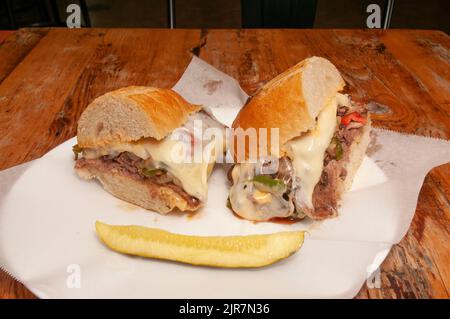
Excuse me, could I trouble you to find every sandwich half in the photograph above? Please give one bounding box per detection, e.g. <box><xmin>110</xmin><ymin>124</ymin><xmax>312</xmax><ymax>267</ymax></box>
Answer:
<box><xmin>74</xmin><ymin>86</ymin><xmax>225</xmax><ymax>213</ymax></box>
<box><xmin>229</xmin><ymin>57</ymin><xmax>371</xmax><ymax>221</ymax></box>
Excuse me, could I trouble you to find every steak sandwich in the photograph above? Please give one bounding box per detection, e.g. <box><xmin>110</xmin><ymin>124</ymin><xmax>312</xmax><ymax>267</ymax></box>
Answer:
<box><xmin>74</xmin><ymin>86</ymin><xmax>225</xmax><ymax>213</ymax></box>
<box><xmin>229</xmin><ymin>57</ymin><xmax>371</xmax><ymax>221</ymax></box>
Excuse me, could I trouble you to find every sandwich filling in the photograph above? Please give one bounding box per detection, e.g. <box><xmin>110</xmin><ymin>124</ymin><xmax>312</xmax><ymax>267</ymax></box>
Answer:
<box><xmin>75</xmin><ymin>110</ymin><xmax>226</xmax><ymax>206</ymax></box>
<box><xmin>229</xmin><ymin>93</ymin><xmax>369</xmax><ymax>221</ymax></box>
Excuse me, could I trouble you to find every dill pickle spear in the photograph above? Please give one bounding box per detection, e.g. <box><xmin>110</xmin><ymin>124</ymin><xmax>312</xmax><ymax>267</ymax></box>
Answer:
<box><xmin>95</xmin><ymin>221</ymin><xmax>304</xmax><ymax>268</ymax></box>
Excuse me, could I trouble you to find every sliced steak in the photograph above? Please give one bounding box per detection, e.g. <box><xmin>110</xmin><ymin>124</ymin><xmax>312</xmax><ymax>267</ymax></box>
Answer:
<box><xmin>308</xmin><ymin>100</ymin><xmax>368</xmax><ymax>219</ymax></box>
<box><xmin>75</xmin><ymin>152</ymin><xmax>200</xmax><ymax>208</ymax></box>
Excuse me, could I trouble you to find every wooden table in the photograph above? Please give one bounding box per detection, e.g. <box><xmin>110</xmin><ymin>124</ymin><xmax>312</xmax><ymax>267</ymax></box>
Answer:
<box><xmin>0</xmin><ymin>31</ymin><xmax>13</xmax><ymax>44</ymax></box>
<box><xmin>0</xmin><ymin>28</ymin><xmax>448</xmax><ymax>299</ymax></box>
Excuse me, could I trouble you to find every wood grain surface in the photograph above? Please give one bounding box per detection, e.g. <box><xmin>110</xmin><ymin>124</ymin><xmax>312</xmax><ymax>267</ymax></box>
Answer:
<box><xmin>0</xmin><ymin>28</ymin><xmax>448</xmax><ymax>299</ymax></box>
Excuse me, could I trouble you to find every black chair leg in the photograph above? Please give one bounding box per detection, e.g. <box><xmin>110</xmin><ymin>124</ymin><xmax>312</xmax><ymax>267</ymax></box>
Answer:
<box><xmin>167</xmin><ymin>0</ymin><xmax>175</xmax><ymax>28</ymax></box>
<box><xmin>6</xmin><ymin>0</ymin><xmax>16</xmax><ymax>29</ymax></box>
<box><xmin>49</xmin><ymin>0</ymin><xmax>61</xmax><ymax>25</ymax></box>
<box><xmin>79</xmin><ymin>0</ymin><xmax>91</xmax><ymax>27</ymax></box>
<box><xmin>383</xmin><ymin>0</ymin><xmax>395</xmax><ymax>29</ymax></box>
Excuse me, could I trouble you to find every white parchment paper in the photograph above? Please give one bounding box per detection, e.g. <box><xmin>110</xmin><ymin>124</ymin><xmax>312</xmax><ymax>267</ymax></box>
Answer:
<box><xmin>0</xmin><ymin>56</ymin><xmax>449</xmax><ymax>298</ymax></box>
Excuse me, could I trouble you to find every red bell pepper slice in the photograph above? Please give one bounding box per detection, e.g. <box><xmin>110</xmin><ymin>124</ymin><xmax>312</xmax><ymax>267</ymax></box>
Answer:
<box><xmin>341</xmin><ymin>112</ymin><xmax>367</xmax><ymax>126</ymax></box>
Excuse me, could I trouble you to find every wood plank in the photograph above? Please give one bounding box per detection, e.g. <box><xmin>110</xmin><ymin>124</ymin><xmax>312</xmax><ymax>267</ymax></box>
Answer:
<box><xmin>199</xmin><ymin>29</ymin><xmax>319</xmax><ymax>95</ymax></box>
<box><xmin>0</xmin><ymin>271</ymin><xmax>36</xmax><ymax>299</ymax></box>
<box><xmin>0</xmin><ymin>29</ymin><xmax>106</xmax><ymax>170</ymax></box>
<box><xmin>79</xmin><ymin>28</ymin><xmax>200</xmax><ymax>99</ymax></box>
<box><xmin>0</xmin><ymin>29</ymin><xmax>200</xmax><ymax>170</ymax></box>
<box><xmin>297</xmin><ymin>29</ymin><xmax>449</xmax><ymax>138</ymax></box>
<box><xmin>200</xmin><ymin>29</ymin><xmax>450</xmax><ymax>137</ymax></box>
<box><xmin>0</xmin><ymin>29</ymin><xmax>48</xmax><ymax>84</ymax></box>
<box><xmin>380</xmin><ymin>30</ymin><xmax>450</xmax><ymax>108</ymax></box>
<box><xmin>357</xmin><ymin>173</ymin><xmax>449</xmax><ymax>298</ymax></box>
<box><xmin>200</xmin><ymin>29</ymin><xmax>284</xmax><ymax>94</ymax></box>
<box><xmin>0</xmin><ymin>31</ymin><xmax>14</xmax><ymax>43</ymax></box>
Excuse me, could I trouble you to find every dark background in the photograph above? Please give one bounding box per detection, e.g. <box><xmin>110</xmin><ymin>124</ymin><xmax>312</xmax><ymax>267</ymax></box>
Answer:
<box><xmin>1</xmin><ymin>0</ymin><xmax>449</xmax><ymax>33</ymax></box>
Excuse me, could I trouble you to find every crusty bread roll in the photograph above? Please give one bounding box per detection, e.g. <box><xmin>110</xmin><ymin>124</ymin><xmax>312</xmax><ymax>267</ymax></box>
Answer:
<box><xmin>77</xmin><ymin>86</ymin><xmax>200</xmax><ymax>148</ymax></box>
<box><xmin>228</xmin><ymin>56</ymin><xmax>371</xmax><ymax>221</ymax></box>
<box><xmin>76</xmin><ymin>164</ymin><xmax>200</xmax><ymax>213</ymax></box>
<box><xmin>75</xmin><ymin>86</ymin><xmax>203</xmax><ymax>213</ymax></box>
<box><xmin>232</xmin><ymin>57</ymin><xmax>345</xmax><ymax>159</ymax></box>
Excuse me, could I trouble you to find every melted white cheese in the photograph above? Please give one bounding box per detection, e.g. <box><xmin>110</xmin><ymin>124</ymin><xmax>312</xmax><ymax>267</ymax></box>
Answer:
<box><xmin>229</xmin><ymin>163</ymin><xmax>293</xmax><ymax>221</ymax></box>
<box><xmin>283</xmin><ymin>93</ymin><xmax>344</xmax><ymax>208</ymax></box>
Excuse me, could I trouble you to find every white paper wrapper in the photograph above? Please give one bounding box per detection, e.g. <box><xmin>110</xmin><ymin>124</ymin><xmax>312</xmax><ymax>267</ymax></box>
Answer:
<box><xmin>0</xmin><ymin>56</ymin><xmax>449</xmax><ymax>298</ymax></box>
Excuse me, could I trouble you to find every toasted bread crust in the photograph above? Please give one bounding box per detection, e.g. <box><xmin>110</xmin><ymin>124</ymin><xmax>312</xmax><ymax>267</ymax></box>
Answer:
<box><xmin>75</xmin><ymin>163</ymin><xmax>201</xmax><ymax>214</ymax></box>
<box><xmin>77</xmin><ymin>86</ymin><xmax>200</xmax><ymax>148</ymax></box>
<box><xmin>232</xmin><ymin>57</ymin><xmax>345</xmax><ymax>160</ymax></box>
